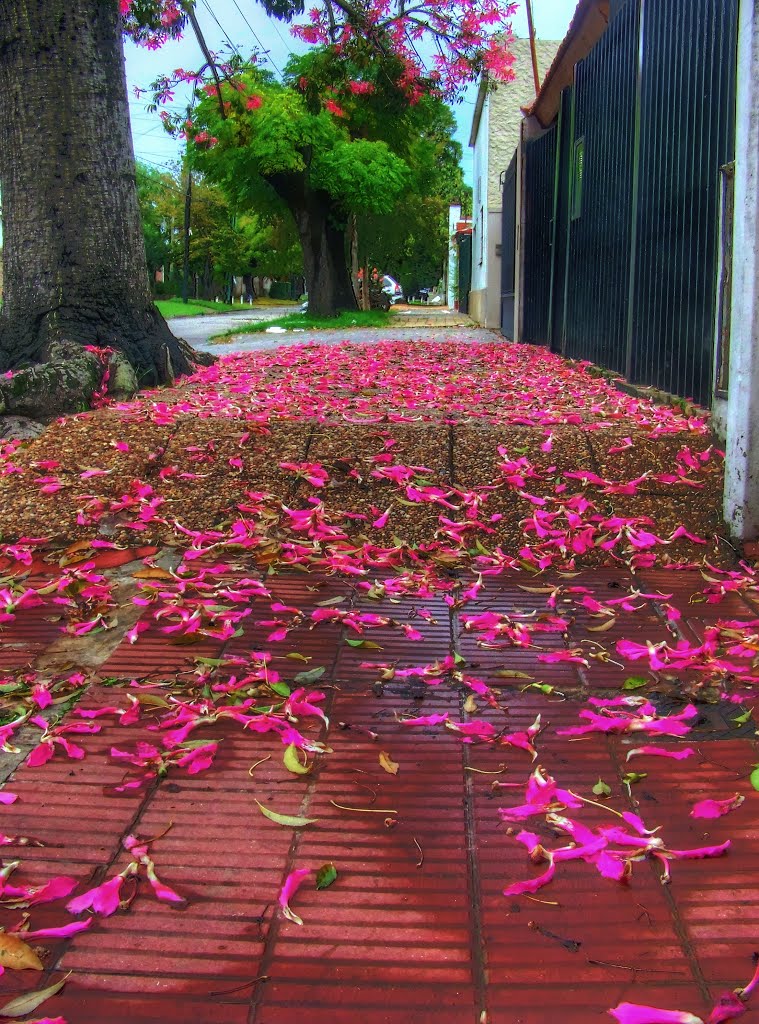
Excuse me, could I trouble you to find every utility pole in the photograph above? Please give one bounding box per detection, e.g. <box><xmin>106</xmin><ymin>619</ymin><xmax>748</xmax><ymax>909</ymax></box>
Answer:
<box><xmin>525</xmin><ymin>0</ymin><xmax>541</xmax><ymax>98</ymax></box>
<box><xmin>182</xmin><ymin>155</ymin><xmax>192</xmax><ymax>305</ymax></box>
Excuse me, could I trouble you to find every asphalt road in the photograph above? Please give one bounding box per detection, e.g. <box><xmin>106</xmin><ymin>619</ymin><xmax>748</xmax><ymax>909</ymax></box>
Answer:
<box><xmin>166</xmin><ymin>306</ymin><xmax>294</xmax><ymax>348</ymax></box>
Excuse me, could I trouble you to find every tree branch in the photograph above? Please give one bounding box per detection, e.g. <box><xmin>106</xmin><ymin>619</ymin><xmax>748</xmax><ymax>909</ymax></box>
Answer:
<box><xmin>182</xmin><ymin>1</ymin><xmax>228</xmax><ymax>119</ymax></box>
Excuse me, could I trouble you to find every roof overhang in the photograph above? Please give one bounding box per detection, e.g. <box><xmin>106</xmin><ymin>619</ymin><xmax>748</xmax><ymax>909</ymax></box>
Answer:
<box><xmin>468</xmin><ymin>75</ymin><xmax>490</xmax><ymax>148</ymax></box>
<box><xmin>527</xmin><ymin>0</ymin><xmax>610</xmax><ymax>128</ymax></box>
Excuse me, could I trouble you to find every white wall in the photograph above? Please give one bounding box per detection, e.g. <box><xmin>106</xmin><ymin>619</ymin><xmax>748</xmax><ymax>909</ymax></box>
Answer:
<box><xmin>471</xmin><ymin>94</ymin><xmax>490</xmax><ymax>295</ymax></box>
<box><xmin>724</xmin><ymin>0</ymin><xmax>759</xmax><ymax>541</ymax></box>
<box><xmin>446</xmin><ymin>204</ymin><xmax>461</xmax><ymax>308</ymax></box>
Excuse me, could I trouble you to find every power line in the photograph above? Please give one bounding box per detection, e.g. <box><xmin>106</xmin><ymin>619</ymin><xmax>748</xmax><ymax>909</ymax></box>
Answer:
<box><xmin>200</xmin><ymin>0</ymin><xmax>242</xmax><ymax>56</ymax></box>
<box><xmin>228</xmin><ymin>0</ymin><xmax>285</xmax><ymax>75</ymax></box>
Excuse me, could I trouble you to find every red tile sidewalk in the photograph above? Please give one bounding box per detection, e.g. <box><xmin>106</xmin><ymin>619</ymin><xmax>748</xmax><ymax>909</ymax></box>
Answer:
<box><xmin>0</xmin><ymin>565</ymin><xmax>757</xmax><ymax>1024</ymax></box>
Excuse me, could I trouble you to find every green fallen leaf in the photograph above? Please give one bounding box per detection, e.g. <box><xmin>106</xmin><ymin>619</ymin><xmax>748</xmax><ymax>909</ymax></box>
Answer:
<box><xmin>453</xmin><ymin>652</ymin><xmax>466</xmax><ymax>665</ymax></box>
<box><xmin>0</xmin><ymin>972</ymin><xmax>69</xmax><ymax>1017</ymax></box>
<box><xmin>269</xmin><ymin>681</ymin><xmax>291</xmax><ymax>698</ymax></box>
<box><xmin>178</xmin><ymin>738</ymin><xmax>220</xmax><ymax>750</ymax></box>
<box><xmin>750</xmin><ymin>765</ymin><xmax>759</xmax><ymax>792</ymax></box>
<box><xmin>293</xmin><ymin>666</ymin><xmax>326</xmax><ymax>685</ymax></box>
<box><xmin>255</xmin><ymin>800</ymin><xmax>317</xmax><ymax>827</ymax></box>
<box><xmin>733</xmin><ymin>709</ymin><xmax>753</xmax><ymax>725</ymax></box>
<box><xmin>345</xmin><ymin>638</ymin><xmax>382</xmax><ymax>649</ymax></box>
<box><xmin>622</xmin><ymin>676</ymin><xmax>648</xmax><ymax>690</ymax></box>
<box><xmin>315</xmin><ymin>863</ymin><xmax>338</xmax><ymax>890</ymax></box>
<box><xmin>283</xmin><ymin>743</ymin><xmax>312</xmax><ymax>776</ymax></box>
<box><xmin>592</xmin><ymin>779</ymin><xmax>611</xmax><ymax>798</ymax></box>
<box><xmin>622</xmin><ymin>772</ymin><xmax>647</xmax><ymax>790</ymax></box>
<box><xmin>315</xmin><ymin>596</ymin><xmax>346</xmax><ymax>607</ymax></box>
<box><xmin>286</xmin><ymin>652</ymin><xmax>311</xmax><ymax>662</ymax></box>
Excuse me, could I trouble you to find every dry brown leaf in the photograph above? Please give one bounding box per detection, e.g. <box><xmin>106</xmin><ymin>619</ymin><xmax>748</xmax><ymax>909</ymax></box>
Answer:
<box><xmin>588</xmin><ymin>617</ymin><xmax>617</xmax><ymax>633</ymax></box>
<box><xmin>379</xmin><ymin>751</ymin><xmax>399</xmax><ymax>775</ymax></box>
<box><xmin>0</xmin><ymin>933</ymin><xmax>44</xmax><ymax>972</ymax></box>
<box><xmin>133</xmin><ymin>567</ymin><xmax>174</xmax><ymax>580</ymax></box>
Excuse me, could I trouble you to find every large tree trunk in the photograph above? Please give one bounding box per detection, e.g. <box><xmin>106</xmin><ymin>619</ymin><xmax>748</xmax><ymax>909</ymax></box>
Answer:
<box><xmin>0</xmin><ymin>0</ymin><xmax>202</xmax><ymax>416</ymax></box>
<box><xmin>291</xmin><ymin>192</ymin><xmax>357</xmax><ymax>317</ymax></box>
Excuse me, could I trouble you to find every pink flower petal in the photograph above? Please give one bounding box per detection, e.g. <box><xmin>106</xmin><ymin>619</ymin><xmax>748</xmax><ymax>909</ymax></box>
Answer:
<box><xmin>707</xmin><ymin>992</ymin><xmax>746</xmax><ymax>1023</ymax></box>
<box><xmin>668</xmin><ymin>840</ymin><xmax>731</xmax><ymax>860</ymax></box>
<box><xmin>594</xmin><ymin>850</ymin><xmax>629</xmax><ymax>881</ymax></box>
<box><xmin>626</xmin><ymin>746</ymin><xmax>695</xmax><ymax>761</ymax></box>
<box><xmin>145</xmin><ymin>858</ymin><xmax>186</xmax><ymax>905</ymax></box>
<box><xmin>17</xmin><ymin>875</ymin><xmax>78</xmax><ymax>907</ymax></box>
<box><xmin>399</xmin><ymin>713</ymin><xmax>449</xmax><ymax>727</ymax></box>
<box><xmin>66</xmin><ymin>873</ymin><xmax>126</xmax><ymax>917</ymax></box>
<box><xmin>20</xmin><ymin>918</ymin><xmax>94</xmax><ymax>939</ymax></box>
<box><xmin>279</xmin><ymin>867</ymin><xmax>311</xmax><ymax>925</ymax></box>
<box><xmin>26</xmin><ymin>742</ymin><xmax>54</xmax><ymax>767</ymax></box>
<box><xmin>608</xmin><ymin>1003</ymin><xmax>705</xmax><ymax>1024</ymax></box>
<box><xmin>503</xmin><ymin>856</ymin><xmax>556</xmax><ymax>896</ymax></box>
<box><xmin>690</xmin><ymin>794</ymin><xmax>744</xmax><ymax>819</ymax></box>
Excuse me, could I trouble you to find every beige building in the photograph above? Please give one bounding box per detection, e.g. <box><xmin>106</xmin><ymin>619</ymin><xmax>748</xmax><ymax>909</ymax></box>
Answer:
<box><xmin>468</xmin><ymin>39</ymin><xmax>561</xmax><ymax>330</ymax></box>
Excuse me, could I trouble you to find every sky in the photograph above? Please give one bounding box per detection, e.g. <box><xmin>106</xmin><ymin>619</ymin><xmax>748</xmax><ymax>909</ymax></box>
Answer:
<box><xmin>124</xmin><ymin>0</ymin><xmax>579</xmax><ymax>187</ymax></box>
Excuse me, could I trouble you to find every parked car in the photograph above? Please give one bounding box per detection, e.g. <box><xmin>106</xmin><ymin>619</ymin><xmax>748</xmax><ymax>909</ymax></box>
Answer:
<box><xmin>381</xmin><ymin>275</ymin><xmax>404</xmax><ymax>304</ymax></box>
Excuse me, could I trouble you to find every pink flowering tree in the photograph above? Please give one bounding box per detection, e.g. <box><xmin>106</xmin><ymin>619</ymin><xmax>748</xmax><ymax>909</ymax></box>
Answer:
<box><xmin>0</xmin><ymin>0</ymin><xmax>514</xmax><ymax>412</ymax></box>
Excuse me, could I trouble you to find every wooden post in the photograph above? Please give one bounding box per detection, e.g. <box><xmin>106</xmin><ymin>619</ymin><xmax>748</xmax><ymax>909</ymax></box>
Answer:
<box><xmin>525</xmin><ymin>0</ymin><xmax>541</xmax><ymax>98</ymax></box>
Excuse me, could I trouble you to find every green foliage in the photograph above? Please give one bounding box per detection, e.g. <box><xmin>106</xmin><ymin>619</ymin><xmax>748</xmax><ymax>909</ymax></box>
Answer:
<box><xmin>187</xmin><ymin>50</ymin><xmax>469</xmax><ymax>311</ymax></box>
<box><xmin>355</xmin><ymin>99</ymin><xmax>471</xmax><ymax>295</ymax></box>
<box><xmin>190</xmin><ymin>66</ymin><xmax>410</xmax><ymax>221</ymax></box>
<box><xmin>135</xmin><ymin>162</ymin><xmax>174</xmax><ymax>276</ymax></box>
<box><xmin>154</xmin><ymin>299</ymin><xmax>241</xmax><ymax>318</ymax></box>
<box><xmin>134</xmin><ymin>160</ymin><xmax>302</xmax><ymax>297</ymax></box>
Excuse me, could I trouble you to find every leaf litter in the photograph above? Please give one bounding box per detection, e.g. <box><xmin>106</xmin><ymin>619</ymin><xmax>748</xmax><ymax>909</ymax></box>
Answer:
<box><xmin>0</xmin><ymin>338</ymin><xmax>756</xmax><ymax>1019</ymax></box>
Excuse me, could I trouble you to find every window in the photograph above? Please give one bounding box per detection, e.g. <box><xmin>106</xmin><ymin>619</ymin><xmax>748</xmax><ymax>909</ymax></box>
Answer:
<box><xmin>571</xmin><ymin>137</ymin><xmax>585</xmax><ymax>220</ymax></box>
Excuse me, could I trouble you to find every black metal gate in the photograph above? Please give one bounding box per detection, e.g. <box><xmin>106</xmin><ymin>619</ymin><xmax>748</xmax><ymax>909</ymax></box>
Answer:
<box><xmin>562</xmin><ymin>0</ymin><xmax>639</xmax><ymax>373</ymax></box>
<box><xmin>548</xmin><ymin>87</ymin><xmax>573</xmax><ymax>352</ymax></box>
<box><xmin>500</xmin><ymin>153</ymin><xmax>517</xmax><ymax>339</ymax></box>
<box><xmin>522</xmin><ymin>126</ymin><xmax>556</xmax><ymax>345</ymax></box>
<box><xmin>520</xmin><ymin>0</ymin><xmax>738</xmax><ymax>407</ymax></box>
<box><xmin>457</xmin><ymin>233</ymin><xmax>472</xmax><ymax>314</ymax></box>
<box><xmin>629</xmin><ymin>0</ymin><xmax>738</xmax><ymax>404</ymax></box>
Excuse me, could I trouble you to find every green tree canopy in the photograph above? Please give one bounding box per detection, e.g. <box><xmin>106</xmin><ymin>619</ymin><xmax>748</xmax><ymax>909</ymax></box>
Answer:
<box><xmin>189</xmin><ymin>62</ymin><xmax>412</xmax><ymax>314</ymax></box>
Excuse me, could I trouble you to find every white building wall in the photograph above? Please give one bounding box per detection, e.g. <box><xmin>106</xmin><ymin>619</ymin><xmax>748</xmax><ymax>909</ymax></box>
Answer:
<box><xmin>469</xmin><ymin>39</ymin><xmax>562</xmax><ymax>329</ymax></box>
<box><xmin>446</xmin><ymin>204</ymin><xmax>461</xmax><ymax>308</ymax></box>
<box><xmin>471</xmin><ymin>94</ymin><xmax>490</xmax><ymax>296</ymax></box>
<box><xmin>723</xmin><ymin>0</ymin><xmax>759</xmax><ymax>542</ymax></box>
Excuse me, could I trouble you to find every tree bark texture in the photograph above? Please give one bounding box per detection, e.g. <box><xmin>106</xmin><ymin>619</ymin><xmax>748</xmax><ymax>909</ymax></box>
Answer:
<box><xmin>0</xmin><ymin>0</ymin><xmax>195</xmax><ymax>391</ymax></box>
<box><xmin>271</xmin><ymin>171</ymin><xmax>357</xmax><ymax>317</ymax></box>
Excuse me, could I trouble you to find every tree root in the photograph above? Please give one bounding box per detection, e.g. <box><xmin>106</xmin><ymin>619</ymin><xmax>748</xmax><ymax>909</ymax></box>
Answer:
<box><xmin>0</xmin><ymin>339</ymin><xmax>215</xmax><ymax>421</ymax></box>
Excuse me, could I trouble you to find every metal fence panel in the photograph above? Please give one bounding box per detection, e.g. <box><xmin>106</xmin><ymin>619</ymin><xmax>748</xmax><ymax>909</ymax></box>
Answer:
<box><xmin>458</xmin><ymin>234</ymin><xmax>472</xmax><ymax>314</ymax></box>
<box><xmin>500</xmin><ymin>153</ymin><xmax>518</xmax><ymax>339</ymax></box>
<box><xmin>630</xmin><ymin>0</ymin><xmax>738</xmax><ymax>405</ymax></box>
<box><xmin>548</xmin><ymin>87</ymin><xmax>574</xmax><ymax>352</ymax></box>
<box><xmin>522</xmin><ymin>126</ymin><xmax>556</xmax><ymax>345</ymax></box>
<box><xmin>562</xmin><ymin>0</ymin><xmax>639</xmax><ymax>373</ymax></box>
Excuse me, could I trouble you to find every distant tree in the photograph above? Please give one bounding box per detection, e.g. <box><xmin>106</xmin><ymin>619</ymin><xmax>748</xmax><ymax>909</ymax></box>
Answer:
<box><xmin>135</xmin><ymin>162</ymin><xmax>175</xmax><ymax>281</ymax></box>
<box><xmin>135</xmin><ymin>163</ymin><xmax>301</xmax><ymax>298</ymax></box>
<box><xmin>189</xmin><ymin>65</ymin><xmax>410</xmax><ymax>315</ymax></box>
<box><xmin>353</xmin><ymin>100</ymin><xmax>472</xmax><ymax>296</ymax></box>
